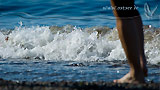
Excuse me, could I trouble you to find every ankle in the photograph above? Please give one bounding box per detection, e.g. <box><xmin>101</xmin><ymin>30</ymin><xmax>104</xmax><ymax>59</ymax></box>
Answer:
<box><xmin>130</xmin><ymin>69</ymin><xmax>143</xmax><ymax>76</ymax></box>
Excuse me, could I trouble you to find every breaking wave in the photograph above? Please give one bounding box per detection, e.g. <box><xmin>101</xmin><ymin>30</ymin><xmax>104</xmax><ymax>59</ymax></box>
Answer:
<box><xmin>0</xmin><ymin>23</ymin><xmax>159</xmax><ymax>64</ymax></box>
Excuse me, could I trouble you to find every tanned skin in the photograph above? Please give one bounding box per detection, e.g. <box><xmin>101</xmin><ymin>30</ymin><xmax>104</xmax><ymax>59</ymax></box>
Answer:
<box><xmin>110</xmin><ymin>0</ymin><xmax>147</xmax><ymax>83</ymax></box>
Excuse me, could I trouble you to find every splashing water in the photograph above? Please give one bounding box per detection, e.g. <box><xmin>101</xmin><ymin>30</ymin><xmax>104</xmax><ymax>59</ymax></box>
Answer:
<box><xmin>0</xmin><ymin>24</ymin><xmax>159</xmax><ymax>65</ymax></box>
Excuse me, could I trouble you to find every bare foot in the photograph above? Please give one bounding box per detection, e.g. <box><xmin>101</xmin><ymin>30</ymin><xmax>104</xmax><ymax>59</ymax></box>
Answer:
<box><xmin>113</xmin><ymin>72</ymin><xmax>145</xmax><ymax>83</ymax></box>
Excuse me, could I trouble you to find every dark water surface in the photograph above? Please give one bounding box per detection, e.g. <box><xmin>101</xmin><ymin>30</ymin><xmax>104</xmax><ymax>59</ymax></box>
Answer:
<box><xmin>0</xmin><ymin>59</ymin><xmax>159</xmax><ymax>82</ymax></box>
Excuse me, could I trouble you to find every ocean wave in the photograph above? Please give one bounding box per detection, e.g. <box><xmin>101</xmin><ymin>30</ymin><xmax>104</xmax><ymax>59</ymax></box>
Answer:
<box><xmin>0</xmin><ymin>24</ymin><xmax>159</xmax><ymax>64</ymax></box>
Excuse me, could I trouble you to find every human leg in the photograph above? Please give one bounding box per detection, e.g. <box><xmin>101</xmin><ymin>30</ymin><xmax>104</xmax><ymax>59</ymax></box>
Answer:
<box><xmin>115</xmin><ymin>17</ymin><xmax>145</xmax><ymax>83</ymax></box>
<box><xmin>110</xmin><ymin>0</ymin><xmax>145</xmax><ymax>83</ymax></box>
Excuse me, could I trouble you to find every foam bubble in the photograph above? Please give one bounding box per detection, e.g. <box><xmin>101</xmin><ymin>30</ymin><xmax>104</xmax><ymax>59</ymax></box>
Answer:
<box><xmin>0</xmin><ymin>25</ymin><xmax>159</xmax><ymax>64</ymax></box>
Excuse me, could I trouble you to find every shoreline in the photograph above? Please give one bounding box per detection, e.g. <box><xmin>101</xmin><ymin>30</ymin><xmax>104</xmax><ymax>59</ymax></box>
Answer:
<box><xmin>0</xmin><ymin>78</ymin><xmax>159</xmax><ymax>90</ymax></box>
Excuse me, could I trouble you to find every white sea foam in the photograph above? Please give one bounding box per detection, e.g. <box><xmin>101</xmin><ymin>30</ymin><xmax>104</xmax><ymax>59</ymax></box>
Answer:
<box><xmin>0</xmin><ymin>25</ymin><xmax>159</xmax><ymax>64</ymax></box>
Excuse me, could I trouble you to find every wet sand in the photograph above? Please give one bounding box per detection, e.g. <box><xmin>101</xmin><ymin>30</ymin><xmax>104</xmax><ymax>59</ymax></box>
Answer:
<box><xmin>0</xmin><ymin>78</ymin><xmax>159</xmax><ymax>90</ymax></box>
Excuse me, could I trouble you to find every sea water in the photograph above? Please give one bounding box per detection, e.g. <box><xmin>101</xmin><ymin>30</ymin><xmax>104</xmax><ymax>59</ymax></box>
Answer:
<box><xmin>0</xmin><ymin>0</ymin><xmax>160</xmax><ymax>82</ymax></box>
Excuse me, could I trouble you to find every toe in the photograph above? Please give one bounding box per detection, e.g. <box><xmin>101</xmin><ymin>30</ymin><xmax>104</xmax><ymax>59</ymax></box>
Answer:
<box><xmin>113</xmin><ymin>80</ymin><xmax>118</xmax><ymax>83</ymax></box>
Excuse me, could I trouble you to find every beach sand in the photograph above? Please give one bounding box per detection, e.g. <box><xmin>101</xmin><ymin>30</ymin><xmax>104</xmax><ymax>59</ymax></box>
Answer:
<box><xmin>0</xmin><ymin>78</ymin><xmax>159</xmax><ymax>90</ymax></box>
